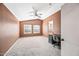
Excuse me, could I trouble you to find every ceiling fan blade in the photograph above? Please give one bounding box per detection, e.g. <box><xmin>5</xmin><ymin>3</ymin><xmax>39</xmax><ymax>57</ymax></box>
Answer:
<box><xmin>37</xmin><ymin>15</ymin><xmax>41</xmax><ymax>18</ymax></box>
<box><xmin>38</xmin><ymin>13</ymin><xmax>42</xmax><ymax>15</ymax></box>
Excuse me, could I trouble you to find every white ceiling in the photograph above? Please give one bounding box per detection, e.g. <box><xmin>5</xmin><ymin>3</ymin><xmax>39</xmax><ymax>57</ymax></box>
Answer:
<box><xmin>4</xmin><ymin>3</ymin><xmax>64</xmax><ymax>21</ymax></box>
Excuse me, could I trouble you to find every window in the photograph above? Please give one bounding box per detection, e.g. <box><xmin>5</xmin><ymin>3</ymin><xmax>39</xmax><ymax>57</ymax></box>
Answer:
<box><xmin>24</xmin><ymin>25</ymin><xmax>32</xmax><ymax>34</ymax></box>
<box><xmin>45</xmin><ymin>24</ymin><xmax>48</xmax><ymax>32</ymax></box>
<box><xmin>33</xmin><ymin>25</ymin><xmax>40</xmax><ymax>33</ymax></box>
<box><xmin>48</xmin><ymin>20</ymin><xmax>53</xmax><ymax>32</ymax></box>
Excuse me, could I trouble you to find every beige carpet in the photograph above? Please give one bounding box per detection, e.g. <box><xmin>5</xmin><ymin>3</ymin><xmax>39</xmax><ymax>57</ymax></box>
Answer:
<box><xmin>4</xmin><ymin>36</ymin><xmax>61</xmax><ymax>56</ymax></box>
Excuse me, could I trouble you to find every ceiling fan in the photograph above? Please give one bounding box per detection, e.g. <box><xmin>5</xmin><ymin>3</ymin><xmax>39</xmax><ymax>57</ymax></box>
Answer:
<box><xmin>29</xmin><ymin>6</ymin><xmax>43</xmax><ymax>18</ymax></box>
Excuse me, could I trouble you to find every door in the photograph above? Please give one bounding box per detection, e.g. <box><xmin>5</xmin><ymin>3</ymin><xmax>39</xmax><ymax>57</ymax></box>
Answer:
<box><xmin>61</xmin><ymin>4</ymin><xmax>79</xmax><ymax>56</ymax></box>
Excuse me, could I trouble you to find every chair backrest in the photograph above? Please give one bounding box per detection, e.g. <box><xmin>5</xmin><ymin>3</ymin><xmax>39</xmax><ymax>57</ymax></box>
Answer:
<box><xmin>53</xmin><ymin>34</ymin><xmax>61</xmax><ymax>42</ymax></box>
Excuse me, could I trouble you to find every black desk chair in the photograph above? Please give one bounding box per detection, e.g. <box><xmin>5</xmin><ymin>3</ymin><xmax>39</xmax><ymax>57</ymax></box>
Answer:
<box><xmin>53</xmin><ymin>34</ymin><xmax>61</xmax><ymax>49</ymax></box>
<box><xmin>48</xmin><ymin>34</ymin><xmax>61</xmax><ymax>49</ymax></box>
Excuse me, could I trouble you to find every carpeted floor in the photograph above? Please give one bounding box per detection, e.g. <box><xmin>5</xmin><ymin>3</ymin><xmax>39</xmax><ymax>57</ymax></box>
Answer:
<box><xmin>4</xmin><ymin>36</ymin><xmax>61</xmax><ymax>56</ymax></box>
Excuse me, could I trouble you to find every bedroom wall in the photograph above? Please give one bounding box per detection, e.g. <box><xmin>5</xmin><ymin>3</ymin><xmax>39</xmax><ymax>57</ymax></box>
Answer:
<box><xmin>43</xmin><ymin>11</ymin><xmax>61</xmax><ymax>36</ymax></box>
<box><xmin>19</xmin><ymin>19</ymin><xmax>43</xmax><ymax>37</ymax></box>
<box><xmin>0</xmin><ymin>3</ymin><xmax>19</xmax><ymax>55</ymax></box>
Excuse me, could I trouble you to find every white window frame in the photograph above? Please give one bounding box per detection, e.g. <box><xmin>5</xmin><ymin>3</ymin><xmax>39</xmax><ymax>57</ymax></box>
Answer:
<box><xmin>33</xmin><ymin>25</ymin><xmax>40</xmax><ymax>33</ymax></box>
<box><xmin>24</xmin><ymin>24</ymin><xmax>32</xmax><ymax>34</ymax></box>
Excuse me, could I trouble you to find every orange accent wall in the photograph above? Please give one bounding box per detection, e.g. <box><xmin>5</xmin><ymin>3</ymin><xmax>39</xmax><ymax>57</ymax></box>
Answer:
<box><xmin>19</xmin><ymin>19</ymin><xmax>43</xmax><ymax>37</ymax></box>
<box><xmin>0</xmin><ymin>3</ymin><xmax>19</xmax><ymax>55</ymax></box>
<box><xmin>43</xmin><ymin>11</ymin><xmax>61</xmax><ymax>36</ymax></box>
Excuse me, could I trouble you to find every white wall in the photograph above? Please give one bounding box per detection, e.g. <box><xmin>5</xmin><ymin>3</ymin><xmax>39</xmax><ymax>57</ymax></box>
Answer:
<box><xmin>61</xmin><ymin>3</ymin><xmax>79</xmax><ymax>56</ymax></box>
